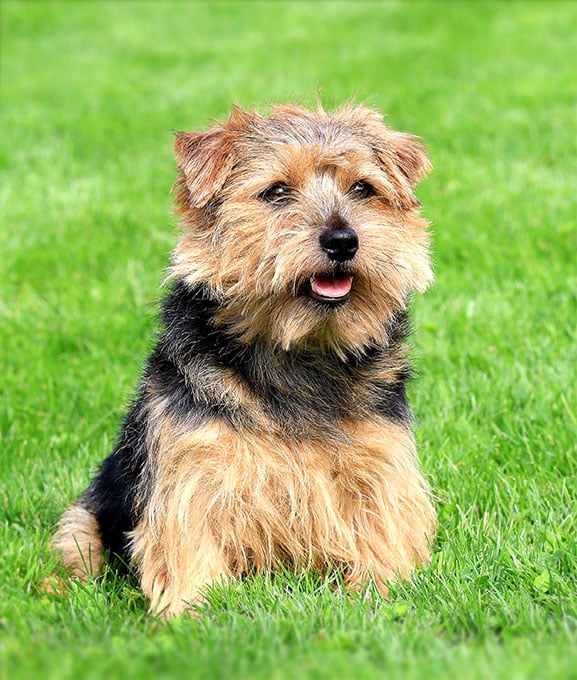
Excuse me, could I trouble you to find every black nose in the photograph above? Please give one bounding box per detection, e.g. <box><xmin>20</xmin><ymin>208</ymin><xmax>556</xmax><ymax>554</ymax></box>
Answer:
<box><xmin>319</xmin><ymin>228</ymin><xmax>359</xmax><ymax>262</ymax></box>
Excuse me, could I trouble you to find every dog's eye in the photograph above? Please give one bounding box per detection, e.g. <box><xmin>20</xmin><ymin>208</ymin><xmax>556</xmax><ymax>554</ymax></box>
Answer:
<box><xmin>349</xmin><ymin>180</ymin><xmax>375</xmax><ymax>199</ymax></box>
<box><xmin>260</xmin><ymin>183</ymin><xmax>294</xmax><ymax>204</ymax></box>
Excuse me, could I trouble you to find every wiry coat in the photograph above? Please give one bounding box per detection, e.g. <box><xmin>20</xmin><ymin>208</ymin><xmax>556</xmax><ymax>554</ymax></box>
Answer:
<box><xmin>54</xmin><ymin>104</ymin><xmax>437</xmax><ymax>616</ymax></box>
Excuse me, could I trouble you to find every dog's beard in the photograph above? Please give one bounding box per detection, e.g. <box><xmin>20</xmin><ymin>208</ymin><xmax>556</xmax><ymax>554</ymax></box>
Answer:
<box><xmin>214</xmin><ymin>263</ymin><xmax>425</xmax><ymax>358</ymax></box>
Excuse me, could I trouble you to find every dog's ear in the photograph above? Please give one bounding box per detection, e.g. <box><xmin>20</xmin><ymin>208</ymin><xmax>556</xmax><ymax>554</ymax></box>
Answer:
<box><xmin>339</xmin><ymin>106</ymin><xmax>432</xmax><ymax>207</ymax></box>
<box><xmin>173</xmin><ymin>124</ymin><xmax>236</xmax><ymax>209</ymax></box>
<box><xmin>380</xmin><ymin>129</ymin><xmax>432</xmax><ymax>189</ymax></box>
<box><xmin>372</xmin><ymin>124</ymin><xmax>431</xmax><ymax>208</ymax></box>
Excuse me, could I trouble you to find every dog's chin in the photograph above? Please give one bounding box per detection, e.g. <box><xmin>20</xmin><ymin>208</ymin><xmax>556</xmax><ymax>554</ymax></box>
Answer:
<box><xmin>304</xmin><ymin>272</ymin><xmax>353</xmax><ymax>306</ymax></box>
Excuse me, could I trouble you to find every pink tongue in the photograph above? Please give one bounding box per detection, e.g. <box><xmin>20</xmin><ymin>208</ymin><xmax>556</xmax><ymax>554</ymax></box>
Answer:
<box><xmin>313</xmin><ymin>274</ymin><xmax>352</xmax><ymax>298</ymax></box>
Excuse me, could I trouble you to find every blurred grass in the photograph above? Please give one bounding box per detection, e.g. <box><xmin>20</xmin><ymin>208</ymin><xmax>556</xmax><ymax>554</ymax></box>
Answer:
<box><xmin>1</xmin><ymin>1</ymin><xmax>576</xmax><ymax>679</ymax></box>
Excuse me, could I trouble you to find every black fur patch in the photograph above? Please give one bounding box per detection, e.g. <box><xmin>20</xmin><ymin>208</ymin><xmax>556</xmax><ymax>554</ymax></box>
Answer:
<box><xmin>158</xmin><ymin>282</ymin><xmax>412</xmax><ymax>433</ymax></box>
<box><xmin>82</xmin><ymin>397</ymin><xmax>149</xmax><ymax>564</ymax></box>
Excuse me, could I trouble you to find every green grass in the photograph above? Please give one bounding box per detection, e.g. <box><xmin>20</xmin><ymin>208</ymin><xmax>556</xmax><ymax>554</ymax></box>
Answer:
<box><xmin>1</xmin><ymin>1</ymin><xmax>576</xmax><ymax>678</ymax></box>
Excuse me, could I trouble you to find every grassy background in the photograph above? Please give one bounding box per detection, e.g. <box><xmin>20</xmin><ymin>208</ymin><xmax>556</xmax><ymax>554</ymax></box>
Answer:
<box><xmin>1</xmin><ymin>1</ymin><xmax>576</xmax><ymax>678</ymax></box>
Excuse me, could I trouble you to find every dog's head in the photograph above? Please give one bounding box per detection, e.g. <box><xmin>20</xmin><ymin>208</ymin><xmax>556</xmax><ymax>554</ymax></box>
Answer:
<box><xmin>171</xmin><ymin>104</ymin><xmax>433</xmax><ymax>355</ymax></box>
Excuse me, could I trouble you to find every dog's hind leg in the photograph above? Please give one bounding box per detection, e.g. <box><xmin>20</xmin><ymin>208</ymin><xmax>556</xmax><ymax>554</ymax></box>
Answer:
<box><xmin>52</xmin><ymin>502</ymin><xmax>103</xmax><ymax>579</ymax></box>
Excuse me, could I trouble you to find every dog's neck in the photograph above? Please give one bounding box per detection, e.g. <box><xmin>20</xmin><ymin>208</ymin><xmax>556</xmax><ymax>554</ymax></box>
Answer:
<box><xmin>151</xmin><ymin>281</ymin><xmax>412</xmax><ymax>437</ymax></box>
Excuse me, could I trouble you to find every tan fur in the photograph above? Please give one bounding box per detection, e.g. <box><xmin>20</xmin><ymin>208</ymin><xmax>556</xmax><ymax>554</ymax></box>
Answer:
<box><xmin>131</xmin><ymin>416</ymin><xmax>435</xmax><ymax>617</ymax></box>
<box><xmin>52</xmin><ymin>502</ymin><xmax>103</xmax><ymax>578</ymax></box>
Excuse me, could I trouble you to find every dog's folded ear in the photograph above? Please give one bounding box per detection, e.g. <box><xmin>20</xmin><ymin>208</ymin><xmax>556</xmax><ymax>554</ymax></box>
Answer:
<box><xmin>367</xmin><ymin>127</ymin><xmax>432</xmax><ymax>210</ymax></box>
<box><xmin>173</xmin><ymin>125</ymin><xmax>236</xmax><ymax>209</ymax></box>
<box><xmin>381</xmin><ymin>130</ymin><xmax>432</xmax><ymax>189</ymax></box>
<box><xmin>374</xmin><ymin>130</ymin><xmax>432</xmax><ymax>209</ymax></box>
<box><xmin>338</xmin><ymin>106</ymin><xmax>431</xmax><ymax>208</ymax></box>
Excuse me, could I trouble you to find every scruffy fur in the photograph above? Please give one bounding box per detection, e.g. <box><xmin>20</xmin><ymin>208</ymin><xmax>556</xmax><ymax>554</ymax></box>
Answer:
<box><xmin>53</xmin><ymin>104</ymin><xmax>437</xmax><ymax>617</ymax></box>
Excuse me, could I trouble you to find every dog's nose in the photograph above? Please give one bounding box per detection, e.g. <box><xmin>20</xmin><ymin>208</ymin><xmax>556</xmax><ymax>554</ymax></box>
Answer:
<box><xmin>319</xmin><ymin>228</ymin><xmax>359</xmax><ymax>262</ymax></box>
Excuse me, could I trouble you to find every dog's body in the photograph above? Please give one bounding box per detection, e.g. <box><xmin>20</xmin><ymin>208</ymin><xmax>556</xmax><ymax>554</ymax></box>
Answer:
<box><xmin>54</xmin><ymin>104</ymin><xmax>436</xmax><ymax>616</ymax></box>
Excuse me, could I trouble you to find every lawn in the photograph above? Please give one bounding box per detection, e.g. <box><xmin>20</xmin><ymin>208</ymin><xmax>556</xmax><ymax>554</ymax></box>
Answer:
<box><xmin>1</xmin><ymin>1</ymin><xmax>576</xmax><ymax>678</ymax></box>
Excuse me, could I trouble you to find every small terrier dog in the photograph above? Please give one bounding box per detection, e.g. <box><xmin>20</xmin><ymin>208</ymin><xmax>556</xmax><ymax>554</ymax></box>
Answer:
<box><xmin>53</xmin><ymin>104</ymin><xmax>437</xmax><ymax>616</ymax></box>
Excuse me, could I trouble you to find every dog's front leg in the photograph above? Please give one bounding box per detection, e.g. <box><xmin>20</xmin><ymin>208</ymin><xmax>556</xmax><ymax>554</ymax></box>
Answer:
<box><xmin>131</xmin><ymin>513</ymin><xmax>230</xmax><ymax>617</ymax></box>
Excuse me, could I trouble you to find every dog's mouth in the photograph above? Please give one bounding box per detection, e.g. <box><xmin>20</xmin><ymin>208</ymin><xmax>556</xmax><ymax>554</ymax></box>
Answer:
<box><xmin>308</xmin><ymin>273</ymin><xmax>353</xmax><ymax>304</ymax></box>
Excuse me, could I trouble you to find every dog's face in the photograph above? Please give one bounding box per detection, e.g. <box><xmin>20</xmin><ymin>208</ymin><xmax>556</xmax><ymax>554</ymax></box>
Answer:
<box><xmin>171</xmin><ymin>105</ymin><xmax>433</xmax><ymax>355</ymax></box>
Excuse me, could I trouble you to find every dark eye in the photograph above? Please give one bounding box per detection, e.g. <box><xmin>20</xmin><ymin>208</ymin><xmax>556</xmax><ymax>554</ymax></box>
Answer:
<box><xmin>350</xmin><ymin>180</ymin><xmax>375</xmax><ymax>199</ymax></box>
<box><xmin>260</xmin><ymin>183</ymin><xmax>294</xmax><ymax>204</ymax></box>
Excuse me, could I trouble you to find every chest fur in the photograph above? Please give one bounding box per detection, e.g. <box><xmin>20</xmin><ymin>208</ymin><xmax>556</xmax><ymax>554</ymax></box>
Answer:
<box><xmin>140</xmin><ymin>415</ymin><xmax>430</xmax><ymax>573</ymax></box>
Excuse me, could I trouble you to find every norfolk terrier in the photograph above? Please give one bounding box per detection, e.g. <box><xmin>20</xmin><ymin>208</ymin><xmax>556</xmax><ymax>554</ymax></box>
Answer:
<box><xmin>53</xmin><ymin>104</ymin><xmax>436</xmax><ymax>616</ymax></box>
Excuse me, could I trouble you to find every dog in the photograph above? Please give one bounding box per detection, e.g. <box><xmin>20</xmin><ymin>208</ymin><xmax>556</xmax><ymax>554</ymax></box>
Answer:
<box><xmin>53</xmin><ymin>103</ymin><xmax>436</xmax><ymax>617</ymax></box>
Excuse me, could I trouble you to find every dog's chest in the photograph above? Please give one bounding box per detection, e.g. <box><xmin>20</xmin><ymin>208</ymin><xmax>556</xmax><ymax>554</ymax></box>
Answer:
<box><xmin>150</xmin><ymin>416</ymin><xmax>414</xmax><ymax>568</ymax></box>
